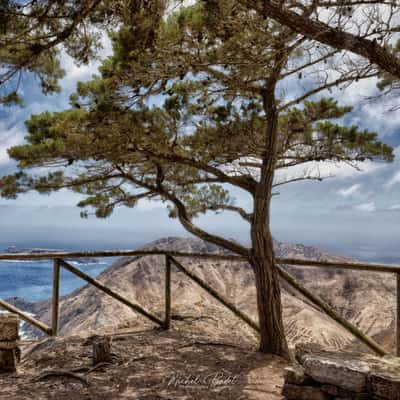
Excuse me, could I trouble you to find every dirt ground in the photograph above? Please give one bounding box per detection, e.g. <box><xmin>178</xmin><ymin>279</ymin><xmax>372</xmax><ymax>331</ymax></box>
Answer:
<box><xmin>0</xmin><ymin>327</ymin><xmax>288</xmax><ymax>400</ymax></box>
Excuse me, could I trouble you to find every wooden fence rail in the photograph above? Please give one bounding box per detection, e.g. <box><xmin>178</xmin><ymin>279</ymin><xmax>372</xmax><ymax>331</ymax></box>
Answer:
<box><xmin>0</xmin><ymin>249</ymin><xmax>399</xmax><ymax>356</ymax></box>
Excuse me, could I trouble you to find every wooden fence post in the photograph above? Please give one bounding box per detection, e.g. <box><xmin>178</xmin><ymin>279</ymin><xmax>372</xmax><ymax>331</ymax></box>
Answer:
<box><xmin>92</xmin><ymin>336</ymin><xmax>112</xmax><ymax>365</ymax></box>
<box><xmin>51</xmin><ymin>259</ymin><xmax>61</xmax><ymax>336</ymax></box>
<box><xmin>397</xmin><ymin>273</ymin><xmax>400</xmax><ymax>357</ymax></box>
<box><xmin>164</xmin><ymin>255</ymin><xmax>172</xmax><ymax>330</ymax></box>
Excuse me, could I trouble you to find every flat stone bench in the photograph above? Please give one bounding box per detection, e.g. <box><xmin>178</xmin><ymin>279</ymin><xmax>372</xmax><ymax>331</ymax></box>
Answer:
<box><xmin>0</xmin><ymin>313</ymin><xmax>20</xmax><ymax>372</ymax></box>
<box><xmin>282</xmin><ymin>343</ymin><xmax>400</xmax><ymax>400</ymax></box>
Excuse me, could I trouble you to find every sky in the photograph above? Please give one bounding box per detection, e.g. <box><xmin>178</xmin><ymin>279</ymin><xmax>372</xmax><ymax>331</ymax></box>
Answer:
<box><xmin>1</xmin><ymin>44</ymin><xmax>400</xmax><ymax>262</ymax></box>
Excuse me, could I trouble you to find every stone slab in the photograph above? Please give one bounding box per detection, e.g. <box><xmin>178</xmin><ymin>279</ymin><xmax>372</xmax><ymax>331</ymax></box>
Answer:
<box><xmin>301</xmin><ymin>354</ymin><xmax>370</xmax><ymax>392</ymax></box>
<box><xmin>294</xmin><ymin>343</ymin><xmax>400</xmax><ymax>399</ymax></box>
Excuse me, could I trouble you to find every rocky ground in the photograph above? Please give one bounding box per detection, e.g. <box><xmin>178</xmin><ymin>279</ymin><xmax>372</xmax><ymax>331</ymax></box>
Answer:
<box><xmin>1</xmin><ymin>321</ymin><xmax>288</xmax><ymax>400</ymax></box>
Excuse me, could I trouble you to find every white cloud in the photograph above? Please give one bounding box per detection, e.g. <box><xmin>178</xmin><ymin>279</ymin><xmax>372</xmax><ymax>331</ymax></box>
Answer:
<box><xmin>383</xmin><ymin>146</ymin><xmax>400</xmax><ymax>189</ymax></box>
<box><xmin>274</xmin><ymin>159</ymin><xmax>384</xmax><ymax>186</ymax></box>
<box><xmin>350</xmin><ymin>100</ymin><xmax>400</xmax><ymax>138</ymax></box>
<box><xmin>384</xmin><ymin>171</ymin><xmax>400</xmax><ymax>189</ymax></box>
<box><xmin>388</xmin><ymin>204</ymin><xmax>400</xmax><ymax>211</ymax></box>
<box><xmin>59</xmin><ymin>54</ymin><xmax>100</xmax><ymax>92</ymax></box>
<box><xmin>233</xmin><ymin>156</ymin><xmax>386</xmax><ymax>186</ymax></box>
<box><xmin>354</xmin><ymin>202</ymin><xmax>376</xmax><ymax>212</ymax></box>
<box><xmin>0</xmin><ymin>187</ymin><xmax>85</xmax><ymax>207</ymax></box>
<box><xmin>136</xmin><ymin>198</ymin><xmax>163</xmax><ymax>210</ymax></box>
<box><xmin>342</xmin><ymin>77</ymin><xmax>380</xmax><ymax>105</ymax></box>
<box><xmin>0</xmin><ymin>124</ymin><xmax>24</xmax><ymax>166</ymax></box>
<box><xmin>59</xmin><ymin>34</ymin><xmax>112</xmax><ymax>91</ymax></box>
<box><xmin>337</xmin><ymin>183</ymin><xmax>362</xmax><ymax>198</ymax></box>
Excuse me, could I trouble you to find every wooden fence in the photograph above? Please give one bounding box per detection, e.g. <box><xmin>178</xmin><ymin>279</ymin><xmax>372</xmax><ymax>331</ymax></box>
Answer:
<box><xmin>0</xmin><ymin>250</ymin><xmax>399</xmax><ymax>357</ymax></box>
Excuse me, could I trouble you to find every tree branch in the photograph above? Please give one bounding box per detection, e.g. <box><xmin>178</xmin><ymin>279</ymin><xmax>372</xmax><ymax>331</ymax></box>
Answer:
<box><xmin>209</xmin><ymin>204</ymin><xmax>253</xmax><ymax>223</ymax></box>
<box><xmin>243</xmin><ymin>0</ymin><xmax>400</xmax><ymax>78</ymax></box>
<box><xmin>166</xmin><ymin>192</ymin><xmax>251</xmax><ymax>258</ymax></box>
<box><xmin>117</xmin><ymin>167</ymin><xmax>251</xmax><ymax>259</ymax></box>
<box><xmin>278</xmin><ymin>70</ymin><xmax>378</xmax><ymax>111</ymax></box>
<box><xmin>137</xmin><ymin>147</ymin><xmax>257</xmax><ymax>194</ymax></box>
<box><xmin>272</xmin><ymin>175</ymin><xmax>329</xmax><ymax>187</ymax></box>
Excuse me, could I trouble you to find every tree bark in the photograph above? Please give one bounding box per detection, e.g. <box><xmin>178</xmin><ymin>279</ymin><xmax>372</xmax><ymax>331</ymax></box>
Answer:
<box><xmin>251</xmin><ymin>206</ymin><xmax>289</xmax><ymax>358</ymax></box>
<box><xmin>249</xmin><ymin>72</ymin><xmax>289</xmax><ymax>358</ymax></box>
<box><xmin>92</xmin><ymin>336</ymin><xmax>112</xmax><ymax>365</ymax></box>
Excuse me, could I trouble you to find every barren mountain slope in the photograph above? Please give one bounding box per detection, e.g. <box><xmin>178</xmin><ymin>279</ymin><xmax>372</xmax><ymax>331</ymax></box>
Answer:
<box><xmin>24</xmin><ymin>237</ymin><xmax>396</xmax><ymax>353</ymax></box>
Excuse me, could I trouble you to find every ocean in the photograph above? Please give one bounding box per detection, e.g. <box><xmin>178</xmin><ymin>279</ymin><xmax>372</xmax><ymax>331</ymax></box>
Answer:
<box><xmin>0</xmin><ymin>257</ymin><xmax>116</xmax><ymax>302</ymax></box>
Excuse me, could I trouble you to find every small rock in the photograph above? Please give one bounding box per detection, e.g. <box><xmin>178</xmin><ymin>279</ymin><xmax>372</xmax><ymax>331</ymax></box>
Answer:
<box><xmin>368</xmin><ymin>371</ymin><xmax>400</xmax><ymax>400</ymax></box>
<box><xmin>321</xmin><ymin>384</ymin><xmax>369</xmax><ymax>399</ymax></box>
<box><xmin>282</xmin><ymin>383</ymin><xmax>330</xmax><ymax>400</ymax></box>
<box><xmin>284</xmin><ymin>365</ymin><xmax>313</xmax><ymax>386</ymax></box>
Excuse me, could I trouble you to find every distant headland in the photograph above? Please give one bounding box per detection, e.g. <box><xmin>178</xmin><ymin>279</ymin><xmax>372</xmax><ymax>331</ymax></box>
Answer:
<box><xmin>5</xmin><ymin>246</ymin><xmax>98</xmax><ymax>264</ymax></box>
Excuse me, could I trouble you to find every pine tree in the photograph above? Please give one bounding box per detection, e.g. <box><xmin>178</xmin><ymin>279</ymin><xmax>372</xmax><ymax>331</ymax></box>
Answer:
<box><xmin>0</xmin><ymin>2</ymin><xmax>394</xmax><ymax>357</ymax></box>
<box><xmin>0</xmin><ymin>0</ymin><xmax>166</xmax><ymax>105</ymax></box>
<box><xmin>2</xmin><ymin>0</ymin><xmax>400</xmax><ymax>106</ymax></box>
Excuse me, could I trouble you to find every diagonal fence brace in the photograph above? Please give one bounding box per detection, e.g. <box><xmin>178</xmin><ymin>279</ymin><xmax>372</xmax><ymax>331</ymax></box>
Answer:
<box><xmin>277</xmin><ymin>264</ymin><xmax>387</xmax><ymax>356</ymax></box>
<box><xmin>59</xmin><ymin>259</ymin><xmax>164</xmax><ymax>327</ymax></box>
<box><xmin>169</xmin><ymin>256</ymin><xmax>259</xmax><ymax>333</ymax></box>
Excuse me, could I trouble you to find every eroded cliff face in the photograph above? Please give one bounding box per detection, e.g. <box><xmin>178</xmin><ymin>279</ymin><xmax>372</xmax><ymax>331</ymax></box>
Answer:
<box><xmin>21</xmin><ymin>237</ymin><xmax>396</xmax><ymax>353</ymax></box>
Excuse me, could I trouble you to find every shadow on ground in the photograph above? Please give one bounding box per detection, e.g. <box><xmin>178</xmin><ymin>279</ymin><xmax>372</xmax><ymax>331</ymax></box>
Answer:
<box><xmin>0</xmin><ymin>328</ymin><xmax>288</xmax><ymax>400</ymax></box>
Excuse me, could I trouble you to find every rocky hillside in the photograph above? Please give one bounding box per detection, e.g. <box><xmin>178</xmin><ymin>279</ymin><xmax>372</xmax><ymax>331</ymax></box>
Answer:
<box><xmin>19</xmin><ymin>237</ymin><xmax>396</xmax><ymax>353</ymax></box>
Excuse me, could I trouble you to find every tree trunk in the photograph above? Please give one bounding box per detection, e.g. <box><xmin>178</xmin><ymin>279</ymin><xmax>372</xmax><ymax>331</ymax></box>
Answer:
<box><xmin>251</xmin><ymin>222</ymin><xmax>289</xmax><ymax>358</ymax></box>
<box><xmin>249</xmin><ymin>75</ymin><xmax>289</xmax><ymax>358</ymax></box>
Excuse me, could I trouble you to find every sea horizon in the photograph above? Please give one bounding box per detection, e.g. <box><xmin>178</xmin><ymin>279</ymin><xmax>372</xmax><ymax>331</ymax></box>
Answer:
<box><xmin>0</xmin><ymin>247</ymin><xmax>116</xmax><ymax>302</ymax></box>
